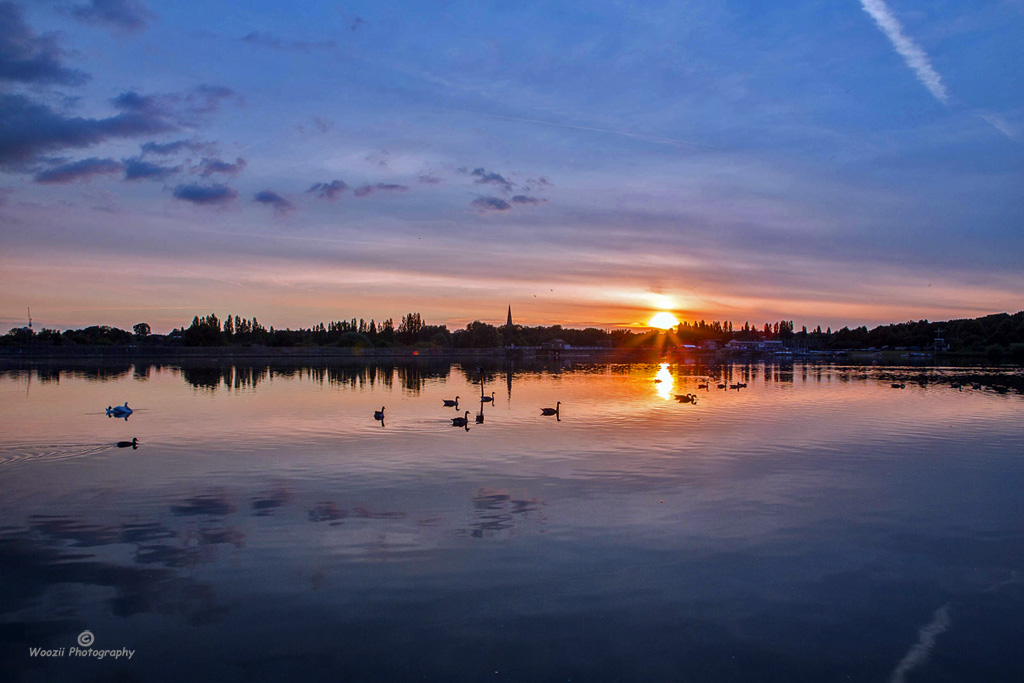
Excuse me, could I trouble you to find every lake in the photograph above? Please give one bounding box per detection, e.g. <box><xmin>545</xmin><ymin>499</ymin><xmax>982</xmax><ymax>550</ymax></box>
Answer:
<box><xmin>2</xmin><ymin>359</ymin><xmax>1023</xmax><ymax>682</ymax></box>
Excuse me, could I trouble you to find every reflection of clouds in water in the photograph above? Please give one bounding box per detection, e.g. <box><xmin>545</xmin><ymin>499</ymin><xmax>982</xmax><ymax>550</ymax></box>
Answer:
<box><xmin>171</xmin><ymin>489</ymin><xmax>238</xmax><ymax>516</ymax></box>
<box><xmin>308</xmin><ymin>502</ymin><xmax>407</xmax><ymax>525</ymax></box>
<box><xmin>252</xmin><ymin>483</ymin><xmax>296</xmax><ymax>516</ymax></box>
<box><xmin>889</xmin><ymin>603</ymin><xmax>950</xmax><ymax>683</ymax></box>
<box><xmin>466</xmin><ymin>488</ymin><xmax>545</xmax><ymax>539</ymax></box>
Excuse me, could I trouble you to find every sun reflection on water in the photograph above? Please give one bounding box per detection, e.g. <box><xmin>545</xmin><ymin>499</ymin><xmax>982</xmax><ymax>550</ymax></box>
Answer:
<box><xmin>654</xmin><ymin>363</ymin><xmax>674</xmax><ymax>400</ymax></box>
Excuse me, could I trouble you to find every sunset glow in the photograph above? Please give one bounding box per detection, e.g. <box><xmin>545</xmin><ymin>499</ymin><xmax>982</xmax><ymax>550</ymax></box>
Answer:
<box><xmin>0</xmin><ymin>1</ymin><xmax>1021</xmax><ymax>334</ymax></box>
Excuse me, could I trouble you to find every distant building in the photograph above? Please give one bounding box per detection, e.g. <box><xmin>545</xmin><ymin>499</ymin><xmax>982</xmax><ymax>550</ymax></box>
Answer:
<box><xmin>726</xmin><ymin>340</ymin><xmax>784</xmax><ymax>352</ymax></box>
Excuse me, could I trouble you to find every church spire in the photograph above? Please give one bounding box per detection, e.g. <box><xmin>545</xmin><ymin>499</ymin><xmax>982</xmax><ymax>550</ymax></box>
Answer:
<box><xmin>506</xmin><ymin>305</ymin><xmax>513</xmax><ymax>328</ymax></box>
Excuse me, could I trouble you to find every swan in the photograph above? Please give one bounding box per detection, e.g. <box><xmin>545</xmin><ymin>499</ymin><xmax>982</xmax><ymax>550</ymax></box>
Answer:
<box><xmin>697</xmin><ymin>382</ymin><xmax>709</xmax><ymax>390</ymax></box>
<box><xmin>106</xmin><ymin>402</ymin><xmax>133</xmax><ymax>419</ymax></box>
<box><xmin>540</xmin><ymin>401</ymin><xmax>561</xmax><ymax>416</ymax></box>
<box><xmin>117</xmin><ymin>438</ymin><xmax>139</xmax><ymax>448</ymax></box>
<box><xmin>675</xmin><ymin>394</ymin><xmax>697</xmax><ymax>404</ymax></box>
<box><xmin>374</xmin><ymin>407</ymin><xmax>385</xmax><ymax>420</ymax></box>
<box><xmin>481</xmin><ymin>391</ymin><xmax>495</xmax><ymax>403</ymax></box>
<box><xmin>451</xmin><ymin>411</ymin><xmax>470</xmax><ymax>427</ymax></box>
<box><xmin>729</xmin><ymin>383</ymin><xmax>740</xmax><ymax>390</ymax></box>
<box><xmin>443</xmin><ymin>396</ymin><xmax>460</xmax><ymax>407</ymax></box>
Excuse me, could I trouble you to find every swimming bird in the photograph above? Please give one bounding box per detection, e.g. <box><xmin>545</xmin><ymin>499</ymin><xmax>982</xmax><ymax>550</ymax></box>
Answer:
<box><xmin>117</xmin><ymin>438</ymin><xmax>139</xmax><ymax>449</ymax></box>
<box><xmin>972</xmin><ymin>383</ymin><xmax>982</xmax><ymax>390</ymax></box>
<box><xmin>452</xmin><ymin>411</ymin><xmax>470</xmax><ymax>427</ymax></box>
<box><xmin>891</xmin><ymin>383</ymin><xmax>905</xmax><ymax>389</ymax></box>
<box><xmin>374</xmin><ymin>407</ymin><xmax>385</xmax><ymax>420</ymax></box>
<box><xmin>697</xmin><ymin>382</ymin><xmax>709</xmax><ymax>390</ymax></box>
<box><xmin>717</xmin><ymin>383</ymin><xmax>727</xmax><ymax>389</ymax></box>
<box><xmin>106</xmin><ymin>402</ymin><xmax>133</xmax><ymax>419</ymax></box>
<box><xmin>443</xmin><ymin>396</ymin><xmax>460</xmax><ymax>407</ymax></box>
<box><xmin>481</xmin><ymin>391</ymin><xmax>495</xmax><ymax>403</ymax></box>
<box><xmin>540</xmin><ymin>402</ymin><xmax>561</xmax><ymax>416</ymax></box>
<box><xmin>675</xmin><ymin>394</ymin><xmax>697</xmax><ymax>404</ymax></box>
<box><xmin>729</xmin><ymin>383</ymin><xmax>740</xmax><ymax>390</ymax></box>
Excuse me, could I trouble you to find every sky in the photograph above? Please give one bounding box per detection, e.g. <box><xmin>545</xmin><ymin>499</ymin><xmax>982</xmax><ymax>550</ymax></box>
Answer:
<box><xmin>1</xmin><ymin>0</ymin><xmax>1022</xmax><ymax>333</ymax></box>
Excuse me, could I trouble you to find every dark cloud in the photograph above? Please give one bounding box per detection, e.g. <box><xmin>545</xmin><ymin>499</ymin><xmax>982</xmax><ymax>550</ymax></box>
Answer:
<box><xmin>241</xmin><ymin>31</ymin><xmax>337</xmax><ymax>52</ymax></box>
<box><xmin>470</xmin><ymin>196</ymin><xmax>511</xmax><ymax>213</ymax></box>
<box><xmin>70</xmin><ymin>0</ymin><xmax>155</xmax><ymax>34</ymax></box>
<box><xmin>253</xmin><ymin>189</ymin><xmax>295</xmax><ymax>214</ymax></box>
<box><xmin>511</xmin><ymin>195</ymin><xmax>547</xmax><ymax>205</ymax></box>
<box><xmin>527</xmin><ymin>176</ymin><xmax>553</xmax><ymax>187</ymax></box>
<box><xmin>34</xmin><ymin>157</ymin><xmax>122</xmax><ymax>184</ymax></box>
<box><xmin>418</xmin><ymin>175</ymin><xmax>442</xmax><ymax>185</ymax></box>
<box><xmin>123</xmin><ymin>155</ymin><xmax>180</xmax><ymax>180</ymax></box>
<box><xmin>195</xmin><ymin>157</ymin><xmax>246</xmax><ymax>177</ymax></box>
<box><xmin>113</xmin><ymin>85</ymin><xmax>239</xmax><ymax>125</ymax></box>
<box><xmin>140</xmin><ymin>139</ymin><xmax>213</xmax><ymax>156</ymax></box>
<box><xmin>471</xmin><ymin>167</ymin><xmax>514</xmax><ymax>192</ymax></box>
<box><xmin>172</xmin><ymin>183</ymin><xmax>238</xmax><ymax>206</ymax></box>
<box><xmin>353</xmin><ymin>183</ymin><xmax>408</xmax><ymax>197</ymax></box>
<box><xmin>307</xmin><ymin>179</ymin><xmax>348</xmax><ymax>200</ymax></box>
<box><xmin>0</xmin><ymin>94</ymin><xmax>174</xmax><ymax>167</ymax></box>
<box><xmin>0</xmin><ymin>2</ymin><xmax>89</xmax><ymax>85</ymax></box>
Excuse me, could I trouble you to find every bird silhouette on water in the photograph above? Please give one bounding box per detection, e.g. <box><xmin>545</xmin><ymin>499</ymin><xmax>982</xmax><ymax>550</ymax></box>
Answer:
<box><xmin>443</xmin><ymin>396</ymin><xmax>460</xmax><ymax>408</ymax></box>
<box><xmin>452</xmin><ymin>411</ymin><xmax>470</xmax><ymax>428</ymax></box>
<box><xmin>117</xmin><ymin>438</ymin><xmax>139</xmax><ymax>449</ymax></box>
<box><xmin>541</xmin><ymin>401</ymin><xmax>560</xmax><ymax>416</ymax></box>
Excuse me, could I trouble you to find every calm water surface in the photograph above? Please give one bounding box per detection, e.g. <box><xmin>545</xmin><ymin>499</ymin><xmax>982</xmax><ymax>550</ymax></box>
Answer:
<box><xmin>1</xmin><ymin>360</ymin><xmax>1023</xmax><ymax>682</ymax></box>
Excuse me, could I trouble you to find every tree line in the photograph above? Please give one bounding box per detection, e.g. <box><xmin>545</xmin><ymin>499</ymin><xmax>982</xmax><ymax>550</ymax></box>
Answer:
<box><xmin>4</xmin><ymin>311</ymin><xmax>1024</xmax><ymax>359</ymax></box>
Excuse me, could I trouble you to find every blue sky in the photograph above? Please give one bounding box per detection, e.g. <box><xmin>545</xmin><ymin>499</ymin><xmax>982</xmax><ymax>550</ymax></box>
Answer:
<box><xmin>1</xmin><ymin>0</ymin><xmax>1022</xmax><ymax>332</ymax></box>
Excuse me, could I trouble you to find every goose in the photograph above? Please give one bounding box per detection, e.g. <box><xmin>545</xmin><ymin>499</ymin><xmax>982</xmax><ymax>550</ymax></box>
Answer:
<box><xmin>374</xmin><ymin>407</ymin><xmax>385</xmax><ymax>420</ymax></box>
<box><xmin>891</xmin><ymin>383</ymin><xmax>905</xmax><ymax>389</ymax></box>
<box><xmin>697</xmin><ymin>382</ymin><xmax>709</xmax><ymax>390</ymax></box>
<box><xmin>717</xmin><ymin>383</ymin><xmax>727</xmax><ymax>389</ymax></box>
<box><xmin>117</xmin><ymin>438</ymin><xmax>139</xmax><ymax>448</ymax></box>
<box><xmin>442</xmin><ymin>396</ymin><xmax>460</xmax><ymax>407</ymax></box>
<box><xmin>729</xmin><ymin>383</ymin><xmax>740</xmax><ymax>390</ymax></box>
<box><xmin>451</xmin><ymin>411</ymin><xmax>470</xmax><ymax>427</ymax></box>
<box><xmin>738</xmin><ymin>382</ymin><xmax>747</xmax><ymax>388</ymax></box>
<box><xmin>540</xmin><ymin>401</ymin><xmax>561</xmax><ymax>416</ymax></box>
<box><xmin>480</xmin><ymin>391</ymin><xmax>495</xmax><ymax>403</ymax></box>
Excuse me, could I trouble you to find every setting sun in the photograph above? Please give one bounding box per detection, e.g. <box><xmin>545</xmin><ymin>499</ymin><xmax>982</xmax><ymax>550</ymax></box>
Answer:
<box><xmin>648</xmin><ymin>311</ymin><xmax>680</xmax><ymax>330</ymax></box>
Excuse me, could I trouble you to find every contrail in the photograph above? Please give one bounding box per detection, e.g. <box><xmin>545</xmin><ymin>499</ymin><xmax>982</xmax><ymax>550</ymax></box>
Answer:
<box><xmin>889</xmin><ymin>603</ymin><xmax>951</xmax><ymax>683</ymax></box>
<box><xmin>860</xmin><ymin>0</ymin><xmax>949</xmax><ymax>105</ymax></box>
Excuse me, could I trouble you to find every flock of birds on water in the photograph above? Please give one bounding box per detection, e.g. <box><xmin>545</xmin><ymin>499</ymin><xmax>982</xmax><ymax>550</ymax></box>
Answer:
<box><xmin>373</xmin><ymin>390</ymin><xmax>560</xmax><ymax>430</ymax></box>
<box><xmin>101</xmin><ymin>373</ymin><xmax>993</xmax><ymax>446</ymax></box>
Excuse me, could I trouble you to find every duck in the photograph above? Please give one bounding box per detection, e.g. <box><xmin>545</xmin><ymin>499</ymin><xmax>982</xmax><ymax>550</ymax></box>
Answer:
<box><xmin>442</xmin><ymin>396</ymin><xmax>460</xmax><ymax>407</ymax></box>
<box><xmin>374</xmin><ymin>406</ymin><xmax>385</xmax><ymax>420</ymax></box>
<box><xmin>451</xmin><ymin>411</ymin><xmax>470</xmax><ymax>427</ymax></box>
<box><xmin>480</xmin><ymin>391</ymin><xmax>495</xmax><ymax>403</ymax></box>
<box><xmin>116</xmin><ymin>438</ymin><xmax>139</xmax><ymax>449</ymax></box>
<box><xmin>540</xmin><ymin>401</ymin><xmax>561</xmax><ymax>416</ymax></box>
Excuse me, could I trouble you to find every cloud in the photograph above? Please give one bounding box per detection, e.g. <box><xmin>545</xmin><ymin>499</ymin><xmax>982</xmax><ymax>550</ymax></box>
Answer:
<box><xmin>195</xmin><ymin>157</ymin><xmax>246</xmax><ymax>177</ymax></box>
<box><xmin>253</xmin><ymin>189</ymin><xmax>295</xmax><ymax>214</ymax></box>
<box><xmin>470</xmin><ymin>167</ymin><xmax>513</xmax><ymax>192</ymax></box>
<box><xmin>860</xmin><ymin>0</ymin><xmax>949</xmax><ymax>105</ymax></box>
<box><xmin>307</xmin><ymin>179</ymin><xmax>348</xmax><ymax>200</ymax></box>
<box><xmin>112</xmin><ymin>85</ymin><xmax>240</xmax><ymax>125</ymax></box>
<box><xmin>353</xmin><ymin>183</ymin><xmax>408</xmax><ymax>197</ymax></box>
<box><xmin>241</xmin><ymin>32</ymin><xmax>337</xmax><ymax>52</ymax></box>
<box><xmin>0</xmin><ymin>93</ymin><xmax>176</xmax><ymax>167</ymax></box>
<box><xmin>511</xmin><ymin>195</ymin><xmax>547</xmax><ymax>205</ymax></box>
<box><xmin>123</xmin><ymin>155</ymin><xmax>180</xmax><ymax>180</ymax></box>
<box><xmin>70</xmin><ymin>0</ymin><xmax>155</xmax><ymax>34</ymax></box>
<box><xmin>172</xmin><ymin>183</ymin><xmax>237</xmax><ymax>206</ymax></box>
<box><xmin>140</xmin><ymin>139</ymin><xmax>213</xmax><ymax>156</ymax></box>
<box><xmin>418</xmin><ymin>175</ymin><xmax>442</xmax><ymax>185</ymax></box>
<box><xmin>313</xmin><ymin>116</ymin><xmax>333</xmax><ymax>133</ymax></box>
<box><xmin>0</xmin><ymin>2</ymin><xmax>89</xmax><ymax>85</ymax></box>
<box><xmin>470</xmin><ymin>196</ymin><xmax>511</xmax><ymax>213</ymax></box>
<box><xmin>33</xmin><ymin>157</ymin><xmax>122</xmax><ymax>184</ymax></box>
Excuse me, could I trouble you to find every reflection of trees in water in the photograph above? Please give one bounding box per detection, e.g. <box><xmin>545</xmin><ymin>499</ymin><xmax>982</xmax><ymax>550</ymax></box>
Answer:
<box><xmin>465</xmin><ymin>488</ymin><xmax>545</xmax><ymax>539</ymax></box>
